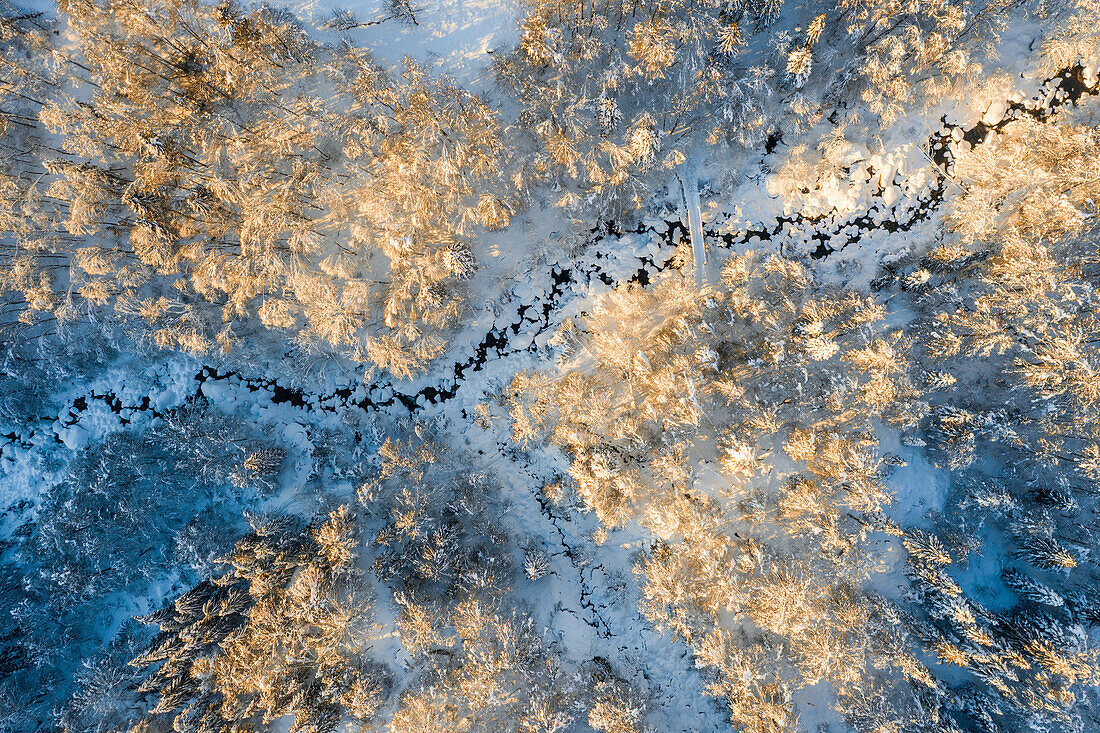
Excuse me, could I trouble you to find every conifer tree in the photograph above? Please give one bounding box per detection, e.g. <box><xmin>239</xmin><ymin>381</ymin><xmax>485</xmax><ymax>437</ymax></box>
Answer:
<box><xmin>130</xmin><ymin>508</ymin><xmax>390</xmax><ymax>733</ymax></box>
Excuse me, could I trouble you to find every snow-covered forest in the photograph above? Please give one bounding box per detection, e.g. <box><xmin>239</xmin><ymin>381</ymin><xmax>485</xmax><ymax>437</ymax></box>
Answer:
<box><xmin>3</xmin><ymin>0</ymin><xmax>1100</xmax><ymax>730</ymax></box>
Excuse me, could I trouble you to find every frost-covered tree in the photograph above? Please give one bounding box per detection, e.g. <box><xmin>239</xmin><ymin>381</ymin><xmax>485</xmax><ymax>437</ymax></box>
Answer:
<box><xmin>0</xmin><ymin>0</ymin><xmax>515</xmax><ymax>377</ymax></box>
<box><xmin>863</xmin><ymin>100</ymin><xmax>1100</xmax><ymax>731</ymax></box>
<box><xmin>0</xmin><ymin>401</ymin><xmax>272</xmax><ymax>733</ymax></box>
<box><xmin>506</xmin><ymin>254</ymin><xmax>934</xmax><ymax>730</ymax></box>
<box><xmin>130</xmin><ymin>508</ymin><xmax>391</xmax><ymax>733</ymax></box>
<box><xmin>494</xmin><ymin>0</ymin><xmax>797</xmax><ymax>218</ymax></box>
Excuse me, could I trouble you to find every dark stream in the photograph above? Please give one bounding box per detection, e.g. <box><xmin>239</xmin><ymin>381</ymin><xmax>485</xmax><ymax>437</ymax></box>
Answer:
<box><xmin>3</xmin><ymin>64</ymin><xmax>1097</xmax><ymax>460</ymax></box>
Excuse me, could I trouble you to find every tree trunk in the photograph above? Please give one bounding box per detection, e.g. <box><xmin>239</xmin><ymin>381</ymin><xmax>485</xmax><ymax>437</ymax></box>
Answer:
<box><xmin>680</xmin><ymin>172</ymin><xmax>705</xmax><ymax>288</ymax></box>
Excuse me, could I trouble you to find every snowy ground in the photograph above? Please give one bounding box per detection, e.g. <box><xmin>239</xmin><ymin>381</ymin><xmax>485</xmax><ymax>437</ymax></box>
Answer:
<box><xmin>287</xmin><ymin>0</ymin><xmax>521</xmax><ymax>91</ymax></box>
<box><xmin>5</xmin><ymin>1</ymin><xmax>1099</xmax><ymax>729</ymax></box>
